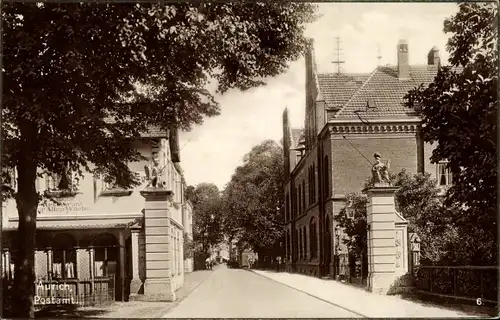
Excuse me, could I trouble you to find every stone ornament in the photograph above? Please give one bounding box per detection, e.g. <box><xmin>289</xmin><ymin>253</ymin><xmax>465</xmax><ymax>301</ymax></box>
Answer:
<box><xmin>144</xmin><ymin>152</ymin><xmax>164</xmax><ymax>188</ymax></box>
<box><xmin>371</xmin><ymin>152</ymin><xmax>391</xmax><ymax>186</ymax></box>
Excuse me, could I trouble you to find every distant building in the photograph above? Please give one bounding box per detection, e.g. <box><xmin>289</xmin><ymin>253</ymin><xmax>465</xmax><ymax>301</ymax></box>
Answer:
<box><xmin>183</xmin><ymin>199</ymin><xmax>194</xmax><ymax>273</ymax></box>
<box><xmin>282</xmin><ymin>39</ymin><xmax>455</xmax><ymax>278</ymax></box>
<box><xmin>2</xmin><ymin>126</ymin><xmax>191</xmax><ymax>302</ymax></box>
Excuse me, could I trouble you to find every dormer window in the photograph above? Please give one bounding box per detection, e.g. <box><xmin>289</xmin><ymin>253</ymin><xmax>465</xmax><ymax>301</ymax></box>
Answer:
<box><xmin>437</xmin><ymin>161</ymin><xmax>453</xmax><ymax>186</ymax></box>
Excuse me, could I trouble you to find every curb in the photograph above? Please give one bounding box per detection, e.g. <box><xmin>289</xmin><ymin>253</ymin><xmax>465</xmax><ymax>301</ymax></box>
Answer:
<box><xmin>250</xmin><ymin>270</ymin><xmax>368</xmax><ymax>318</ymax></box>
<box><xmin>160</xmin><ymin>268</ymin><xmax>220</xmax><ymax>317</ymax></box>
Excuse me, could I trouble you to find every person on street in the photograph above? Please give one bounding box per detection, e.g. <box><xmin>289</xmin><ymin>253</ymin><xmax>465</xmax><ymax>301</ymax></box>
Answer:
<box><xmin>276</xmin><ymin>256</ymin><xmax>282</xmax><ymax>272</ymax></box>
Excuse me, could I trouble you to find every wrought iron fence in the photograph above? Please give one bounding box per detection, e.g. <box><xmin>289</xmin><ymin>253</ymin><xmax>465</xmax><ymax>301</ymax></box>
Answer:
<box><xmin>414</xmin><ymin>266</ymin><xmax>498</xmax><ymax>304</ymax></box>
<box><xmin>33</xmin><ymin>276</ymin><xmax>115</xmax><ymax>310</ymax></box>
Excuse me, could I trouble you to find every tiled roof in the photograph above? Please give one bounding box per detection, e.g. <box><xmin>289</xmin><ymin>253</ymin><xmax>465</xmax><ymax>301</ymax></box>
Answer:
<box><xmin>318</xmin><ymin>65</ymin><xmax>458</xmax><ymax>120</ymax></box>
<box><xmin>317</xmin><ymin>73</ymin><xmax>371</xmax><ymax>109</ymax></box>
<box><xmin>334</xmin><ymin>65</ymin><xmax>441</xmax><ymax>120</ymax></box>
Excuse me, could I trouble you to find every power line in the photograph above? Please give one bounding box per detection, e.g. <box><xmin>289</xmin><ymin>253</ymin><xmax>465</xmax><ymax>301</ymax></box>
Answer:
<box><xmin>331</xmin><ymin>37</ymin><xmax>345</xmax><ymax>75</ymax></box>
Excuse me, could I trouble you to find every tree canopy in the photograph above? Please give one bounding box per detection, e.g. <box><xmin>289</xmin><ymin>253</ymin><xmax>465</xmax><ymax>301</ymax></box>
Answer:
<box><xmin>190</xmin><ymin>183</ymin><xmax>224</xmax><ymax>254</ymax></box>
<box><xmin>222</xmin><ymin>140</ymin><xmax>284</xmax><ymax>253</ymax></box>
<box><xmin>2</xmin><ymin>2</ymin><xmax>317</xmax><ymax>317</ymax></box>
<box><xmin>404</xmin><ymin>2</ymin><xmax>497</xmax><ymax>252</ymax></box>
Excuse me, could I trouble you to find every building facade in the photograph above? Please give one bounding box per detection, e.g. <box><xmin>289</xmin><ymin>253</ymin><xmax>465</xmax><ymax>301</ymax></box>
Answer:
<box><xmin>282</xmin><ymin>39</ymin><xmax>454</xmax><ymax>278</ymax></box>
<box><xmin>183</xmin><ymin>200</ymin><xmax>194</xmax><ymax>273</ymax></box>
<box><xmin>2</xmin><ymin>127</ymin><xmax>192</xmax><ymax>302</ymax></box>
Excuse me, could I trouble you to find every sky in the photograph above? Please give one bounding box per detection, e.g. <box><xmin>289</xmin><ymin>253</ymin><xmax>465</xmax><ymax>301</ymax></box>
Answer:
<box><xmin>178</xmin><ymin>2</ymin><xmax>459</xmax><ymax>190</ymax></box>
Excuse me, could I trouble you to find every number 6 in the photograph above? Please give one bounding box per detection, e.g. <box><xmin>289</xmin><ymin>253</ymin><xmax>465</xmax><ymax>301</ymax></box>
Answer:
<box><xmin>476</xmin><ymin>298</ymin><xmax>482</xmax><ymax>306</ymax></box>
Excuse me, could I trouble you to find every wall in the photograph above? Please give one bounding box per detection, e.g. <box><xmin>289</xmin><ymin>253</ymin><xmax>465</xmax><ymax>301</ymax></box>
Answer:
<box><xmin>330</xmin><ymin>134</ymin><xmax>419</xmax><ymax>196</ymax></box>
<box><xmin>3</xmin><ymin>138</ymin><xmax>156</xmax><ymax>224</ymax></box>
<box><xmin>423</xmin><ymin>141</ymin><xmax>437</xmax><ymax>180</ymax></box>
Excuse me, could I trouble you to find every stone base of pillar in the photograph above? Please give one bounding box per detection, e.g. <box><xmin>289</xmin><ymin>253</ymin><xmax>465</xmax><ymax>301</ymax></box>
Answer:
<box><xmin>136</xmin><ymin>279</ymin><xmax>176</xmax><ymax>302</ymax></box>
<box><xmin>128</xmin><ymin>278</ymin><xmax>144</xmax><ymax>301</ymax></box>
<box><xmin>368</xmin><ymin>272</ymin><xmax>396</xmax><ymax>294</ymax></box>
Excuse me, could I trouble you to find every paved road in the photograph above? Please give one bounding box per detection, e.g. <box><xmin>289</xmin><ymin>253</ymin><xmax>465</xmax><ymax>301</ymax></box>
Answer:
<box><xmin>163</xmin><ymin>265</ymin><xmax>362</xmax><ymax>318</ymax></box>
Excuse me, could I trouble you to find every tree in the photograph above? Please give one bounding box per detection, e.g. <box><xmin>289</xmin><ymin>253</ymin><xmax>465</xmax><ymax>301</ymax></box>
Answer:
<box><xmin>222</xmin><ymin>140</ymin><xmax>284</xmax><ymax>255</ymax></box>
<box><xmin>185</xmin><ymin>185</ymin><xmax>197</xmax><ymax>204</ymax></box>
<box><xmin>191</xmin><ymin>183</ymin><xmax>224</xmax><ymax>253</ymax></box>
<box><xmin>336</xmin><ymin>171</ymin><xmax>460</xmax><ymax>268</ymax></box>
<box><xmin>2</xmin><ymin>3</ymin><xmax>317</xmax><ymax>317</ymax></box>
<box><xmin>404</xmin><ymin>3</ymin><xmax>497</xmax><ymax>264</ymax></box>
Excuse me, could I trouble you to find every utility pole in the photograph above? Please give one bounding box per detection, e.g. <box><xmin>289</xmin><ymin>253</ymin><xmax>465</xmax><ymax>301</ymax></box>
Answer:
<box><xmin>331</xmin><ymin>37</ymin><xmax>345</xmax><ymax>75</ymax></box>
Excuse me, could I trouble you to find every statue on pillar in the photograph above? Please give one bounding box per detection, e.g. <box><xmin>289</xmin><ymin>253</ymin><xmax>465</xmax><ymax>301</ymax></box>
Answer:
<box><xmin>371</xmin><ymin>152</ymin><xmax>391</xmax><ymax>186</ymax></box>
<box><xmin>144</xmin><ymin>152</ymin><xmax>162</xmax><ymax>188</ymax></box>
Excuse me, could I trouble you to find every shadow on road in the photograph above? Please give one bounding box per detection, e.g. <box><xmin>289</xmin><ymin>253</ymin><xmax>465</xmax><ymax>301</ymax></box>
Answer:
<box><xmin>35</xmin><ymin>305</ymin><xmax>109</xmax><ymax>318</ymax></box>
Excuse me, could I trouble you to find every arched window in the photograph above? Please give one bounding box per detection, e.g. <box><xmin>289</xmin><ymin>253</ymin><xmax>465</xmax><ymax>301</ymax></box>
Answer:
<box><xmin>302</xmin><ymin>182</ymin><xmax>305</xmax><ymax>213</ymax></box>
<box><xmin>310</xmin><ymin>218</ymin><xmax>318</xmax><ymax>259</ymax></box>
<box><xmin>288</xmin><ymin>231</ymin><xmax>292</xmax><ymax>261</ymax></box>
<box><xmin>93</xmin><ymin>233</ymin><xmax>119</xmax><ymax>278</ymax></box>
<box><xmin>295</xmin><ymin>229</ymin><xmax>299</xmax><ymax>261</ymax></box>
<box><xmin>285</xmin><ymin>193</ymin><xmax>292</xmax><ymax>221</ymax></box>
<box><xmin>298</xmin><ymin>229</ymin><xmax>302</xmax><ymax>260</ymax></box>
<box><xmin>51</xmin><ymin>233</ymin><xmax>77</xmax><ymax>279</ymax></box>
<box><xmin>312</xmin><ymin>163</ymin><xmax>316</xmax><ymax>203</ymax></box>
<box><xmin>303</xmin><ymin>227</ymin><xmax>307</xmax><ymax>260</ymax></box>
<box><xmin>325</xmin><ymin>215</ymin><xmax>332</xmax><ymax>265</ymax></box>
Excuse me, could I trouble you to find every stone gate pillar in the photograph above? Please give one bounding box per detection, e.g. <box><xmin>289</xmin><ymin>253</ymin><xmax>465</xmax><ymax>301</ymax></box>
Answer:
<box><xmin>139</xmin><ymin>187</ymin><xmax>176</xmax><ymax>301</ymax></box>
<box><xmin>364</xmin><ymin>185</ymin><xmax>399</xmax><ymax>294</ymax></box>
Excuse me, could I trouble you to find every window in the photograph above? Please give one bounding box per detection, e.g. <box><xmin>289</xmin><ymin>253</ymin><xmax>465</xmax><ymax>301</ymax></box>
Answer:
<box><xmin>299</xmin><ymin>229</ymin><xmax>303</xmax><ymax>260</ymax></box>
<box><xmin>307</xmin><ymin>168</ymin><xmax>310</xmax><ymax>205</ymax></box>
<box><xmin>2</xmin><ymin>167</ymin><xmax>17</xmax><ymax>191</ymax></box>
<box><xmin>437</xmin><ymin>162</ymin><xmax>453</xmax><ymax>186</ymax></box>
<box><xmin>46</xmin><ymin>170</ymin><xmax>79</xmax><ymax>192</ymax></box>
<box><xmin>312</xmin><ymin>163</ymin><xmax>316</xmax><ymax>204</ymax></box>
<box><xmin>298</xmin><ymin>188</ymin><xmax>301</xmax><ymax>216</ymax></box>
<box><xmin>302</xmin><ymin>182</ymin><xmax>305</xmax><ymax>213</ymax></box>
<box><xmin>285</xmin><ymin>194</ymin><xmax>290</xmax><ymax>222</ymax></box>
<box><xmin>303</xmin><ymin>227</ymin><xmax>307</xmax><ymax>260</ymax></box>
<box><xmin>310</xmin><ymin>218</ymin><xmax>318</xmax><ymax>260</ymax></box>
<box><xmin>295</xmin><ymin>229</ymin><xmax>299</xmax><ymax>261</ymax></box>
<box><xmin>51</xmin><ymin>234</ymin><xmax>77</xmax><ymax>280</ymax></box>
<box><xmin>324</xmin><ymin>156</ymin><xmax>329</xmax><ymax>199</ymax></box>
<box><xmin>93</xmin><ymin>234</ymin><xmax>118</xmax><ymax>278</ymax></box>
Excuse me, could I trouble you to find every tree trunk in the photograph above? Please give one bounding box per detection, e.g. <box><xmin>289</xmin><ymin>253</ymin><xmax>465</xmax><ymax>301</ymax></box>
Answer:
<box><xmin>13</xmin><ymin>156</ymin><xmax>39</xmax><ymax>318</ymax></box>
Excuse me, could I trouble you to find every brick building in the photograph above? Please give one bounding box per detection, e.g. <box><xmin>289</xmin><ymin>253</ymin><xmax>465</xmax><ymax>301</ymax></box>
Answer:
<box><xmin>2</xmin><ymin>126</ymin><xmax>193</xmax><ymax>303</ymax></box>
<box><xmin>282</xmin><ymin>39</ymin><xmax>454</xmax><ymax>278</ymax></box>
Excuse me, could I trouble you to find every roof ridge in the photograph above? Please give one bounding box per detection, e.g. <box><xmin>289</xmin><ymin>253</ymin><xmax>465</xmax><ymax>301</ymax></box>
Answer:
<box><xmin>333</xmin><ymin>68</ymin><xmax>379</xmax><ymax>118</ymax></box>
<box><xmin>317</xmin><ymin>72</ymin><xmax>371</xmax><ymax>76</ymax></box>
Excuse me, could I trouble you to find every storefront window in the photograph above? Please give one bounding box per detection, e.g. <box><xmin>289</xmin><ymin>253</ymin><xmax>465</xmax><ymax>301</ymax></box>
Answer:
<box><xmin>51</xmin><ymin>234</ymin><xmax>77</xmax><ymax>280</ymax></box>
<box><xmin>93</xmin><ymin>233</ymin><xmax>118</xmax><ymax>278</ymax></box>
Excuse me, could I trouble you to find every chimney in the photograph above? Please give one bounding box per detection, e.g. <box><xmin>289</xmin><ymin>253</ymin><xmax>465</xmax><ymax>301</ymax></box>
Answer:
<box><xmin>427</xmin><ymin>46</ymin><xmax>441</xmax><ymax>67</ymax></box>
<box><xmin>397</xmin><ymin>40</ymin><xmax>410</xmax><ymax>80</ymax></box>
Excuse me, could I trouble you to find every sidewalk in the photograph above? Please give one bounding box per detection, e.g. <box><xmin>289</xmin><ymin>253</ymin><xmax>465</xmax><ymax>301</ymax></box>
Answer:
<box><xmin>252</xmin><ymin>270</ymin><xmax>492</xmax><ymax>318</ymax></box>
<box><xmin>35</xmin><ymin>269</ymin><xmax>216</xmax><ymax>319</ymax></box>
